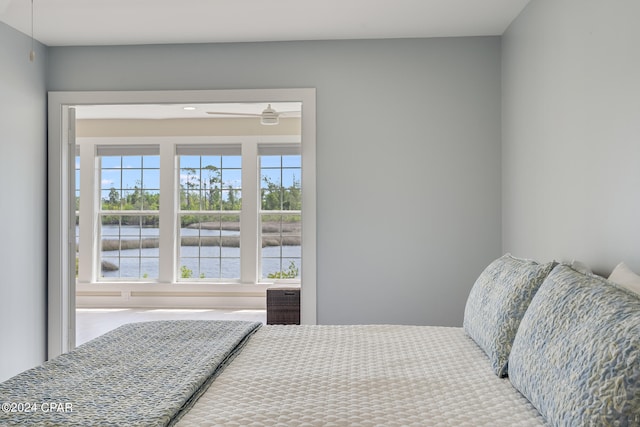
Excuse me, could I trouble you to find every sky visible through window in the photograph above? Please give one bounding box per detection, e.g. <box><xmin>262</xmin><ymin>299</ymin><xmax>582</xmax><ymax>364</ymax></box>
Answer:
<box><xmin>77</xmin><ymin>154</ymin><xmax>302</xmax><ymax>193</ymax></box>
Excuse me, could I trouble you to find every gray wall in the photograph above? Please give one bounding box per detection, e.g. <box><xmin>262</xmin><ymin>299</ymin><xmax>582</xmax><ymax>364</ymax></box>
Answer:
<box><xmin>48</xmin><ymin>37</ymin><xmax>503</xmax><ymax>326</ymax></box>
<box><xmin>4</xmin><ymin>0</ymin><xmax>639</xmax><ymax>382</ymax></box>
<box><xmin>0</xmin><ymin>22</ymin><xmax>48</xmax><ymax>382</ymax></box>
<box><xmin>502</xmin><ymin>0</ymin><xmax>640</xmax><ymax>275</ymax></box>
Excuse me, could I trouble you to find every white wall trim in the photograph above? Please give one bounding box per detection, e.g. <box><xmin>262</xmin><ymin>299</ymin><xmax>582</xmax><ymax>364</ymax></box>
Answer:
<box><xmin>48</xmin><ymin>88</ymin><xmax>317</xmax><ymax>358</ymax></box>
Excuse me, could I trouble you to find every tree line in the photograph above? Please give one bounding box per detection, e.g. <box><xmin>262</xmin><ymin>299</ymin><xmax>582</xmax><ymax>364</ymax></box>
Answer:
<box><xmin>89</xmin><ymin>165</ymin><xmax>301</xmax><ymax>227</ymax></box>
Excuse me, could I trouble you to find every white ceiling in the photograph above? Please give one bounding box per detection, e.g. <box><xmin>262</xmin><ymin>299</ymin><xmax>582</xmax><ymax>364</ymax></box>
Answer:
<box><xmin>0</xmin><ymin>0</ymin><xmax>530</xmax><ymax>47</ymax></box>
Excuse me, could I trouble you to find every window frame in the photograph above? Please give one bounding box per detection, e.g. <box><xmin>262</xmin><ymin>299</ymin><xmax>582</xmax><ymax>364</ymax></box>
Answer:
<box><xmin>96</xmin><ymin>146</ymin><xmax>161</xmax><ymax>282</ymax></box>
<box><xmin>259</xmin><ymin>149</ymin><xmax>302</xmax><ymax>281</ymax></box>
<box><xmin>77</xmin><ymin>136</ymin><xmax>302</xmax><ymax>286</ymax></box>
<box><xmin>176</xmin><ymin>144</ymin><xmax>245</xmax><ymax>283</ymax></box>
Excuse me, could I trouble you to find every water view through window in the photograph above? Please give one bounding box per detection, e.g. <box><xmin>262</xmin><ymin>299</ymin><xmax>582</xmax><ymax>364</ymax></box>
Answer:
<box><xmin>77</xmin><ymin>145</ymin><xmax>302</xmax><ymax>282</ymax></box>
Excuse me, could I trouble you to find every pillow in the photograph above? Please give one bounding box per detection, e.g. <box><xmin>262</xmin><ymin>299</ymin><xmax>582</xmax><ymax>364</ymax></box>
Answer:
<box><xmin>570</xmin><ymin>259</ymin><xmax>592</xmax><ymax>275</ymax></box>
<box><xmin>463</xmin><ymin>254</ymin><xmax>556</xmax><ymax>377</ymax></box>
<box><xmin>508</xmin><ymin>265</ymin><xmax>640</xmax><ymax>426</ymax></box>
<box><xmin>608</xmin><ymin>261</ymin><xmax>640</xmax><ymax>294</ymax></box>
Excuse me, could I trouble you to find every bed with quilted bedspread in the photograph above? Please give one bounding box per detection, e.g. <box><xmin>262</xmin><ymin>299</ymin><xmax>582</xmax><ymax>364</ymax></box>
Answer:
<box><xmin>177</xmin><ymin>324</ymin><xmax>545</xmax><ymax>426</ymax></box>
<box><xmin>1</xmin><ymin>254</ymin><xmax>639</xmax><ymax>426</ymax></box>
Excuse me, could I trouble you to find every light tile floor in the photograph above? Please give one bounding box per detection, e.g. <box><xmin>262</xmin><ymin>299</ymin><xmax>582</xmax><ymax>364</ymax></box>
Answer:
<box><xmin>76</xmin><ymin>308</ymin><xmax>266</xmax><ymax>346</ymax></box>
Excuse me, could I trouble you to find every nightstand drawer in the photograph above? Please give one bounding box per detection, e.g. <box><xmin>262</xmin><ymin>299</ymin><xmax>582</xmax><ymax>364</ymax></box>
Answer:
<box><xmin>267</xmin><ymin>288</ymin><xmax>300</xmax><ymax>325</ymax></box>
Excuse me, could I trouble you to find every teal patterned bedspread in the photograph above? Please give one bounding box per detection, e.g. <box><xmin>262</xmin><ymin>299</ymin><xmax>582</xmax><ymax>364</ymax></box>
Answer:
<box><xmin>0</xmin><ymin>320</ymin><xmax>261</xmax><ymax>426</ymax></box>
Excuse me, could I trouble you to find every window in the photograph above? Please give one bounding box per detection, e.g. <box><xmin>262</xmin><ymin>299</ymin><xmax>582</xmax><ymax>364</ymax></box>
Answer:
<box><xmin>98</xmin><ymin>149</ymin><xmax>160</xmax><ymax>279</ymax></box>
<box><xmin>260</xmin><ymin>152</ymin><xmax>302</xmax><ymax>280</ymax></box>
<box><xmin>76</xmin><ymin>139</ymin><xmax>301</xmax><ymax>285</ymax></box>
<box><xmin>178</xmin><ymin>149</ymin><xmax>242</xmax><ymax>280</ymax></box>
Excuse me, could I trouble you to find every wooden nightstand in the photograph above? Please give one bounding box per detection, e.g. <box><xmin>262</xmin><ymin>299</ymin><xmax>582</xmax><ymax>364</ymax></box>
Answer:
<box><xmin>266</xmin><ymin>287</ymin><xmax>300</xmax><ymax>325</ymax></box>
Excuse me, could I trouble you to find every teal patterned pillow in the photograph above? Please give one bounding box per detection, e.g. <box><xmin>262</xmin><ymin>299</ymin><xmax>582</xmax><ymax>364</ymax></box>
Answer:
<box><xmin>463</xmin><ymin>254</ymin><xmax>556</xmax><ymax>377</ymax></box>
<box><xmin>509</xmin><ymin>265</ymin><xmax>640</xmax><ymax>426</ymax></box>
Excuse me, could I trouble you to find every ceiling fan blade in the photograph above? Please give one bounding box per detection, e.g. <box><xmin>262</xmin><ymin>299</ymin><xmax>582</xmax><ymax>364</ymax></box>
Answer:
<box><xmin>205</xmin><ymin>111</ymin><xmax>261</xmax><ymax>117</ymax></box>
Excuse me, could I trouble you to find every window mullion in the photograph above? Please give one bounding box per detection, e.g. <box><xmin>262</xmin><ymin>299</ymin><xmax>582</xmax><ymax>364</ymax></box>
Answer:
<box><xmin>240</xmin><ymin>141</ymin><xmax>259</xmax><ymax>284</ymax></box>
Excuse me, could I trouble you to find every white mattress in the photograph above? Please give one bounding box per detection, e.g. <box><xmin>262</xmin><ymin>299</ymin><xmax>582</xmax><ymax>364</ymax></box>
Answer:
<box><xmin>177</xmin><ymin>325</ymin><xmax>546</xmax><ymax>426</ymax></box>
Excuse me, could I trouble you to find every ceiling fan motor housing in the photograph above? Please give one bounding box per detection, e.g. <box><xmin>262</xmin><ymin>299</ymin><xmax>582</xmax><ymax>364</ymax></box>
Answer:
<box><xmin>260</xmin><ymin>105</ymin><xmax>279</xmax><ymax>125</ymax></box>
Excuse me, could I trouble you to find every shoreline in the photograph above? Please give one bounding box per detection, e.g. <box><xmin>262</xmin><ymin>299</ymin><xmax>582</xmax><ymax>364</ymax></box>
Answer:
<box><xmin>99</xmin><ymin>221</ymin><xmax>301</xmax><ymax>251</ymax></box>
<box><xmin>90</xmin><ymin>221</ymin><xmax>301</xmax><ymax>272</ymax></box>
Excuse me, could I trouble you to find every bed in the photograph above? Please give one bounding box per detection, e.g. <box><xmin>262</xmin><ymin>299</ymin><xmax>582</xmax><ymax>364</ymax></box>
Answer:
<box><xmin>1</xmin><ymin>255</ymin><xmax>639</xmax><ymax>426</ymax></box>
<box><xmin>176</xmin><ymin>324</ymin><xmax>544</xmax><ymax>427</ymax></box>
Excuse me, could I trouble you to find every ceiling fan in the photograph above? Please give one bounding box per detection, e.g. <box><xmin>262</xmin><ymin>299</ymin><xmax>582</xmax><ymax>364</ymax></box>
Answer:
<box><xmin>206</xmin><ymin>104</ymin><xmax>299</xmax><ymax>125</ymax></box>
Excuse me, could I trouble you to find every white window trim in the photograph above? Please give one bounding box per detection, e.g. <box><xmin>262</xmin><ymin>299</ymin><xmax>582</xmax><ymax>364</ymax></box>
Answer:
<box><xmin>48</xmin><ymin>89</ymin><xmax>317</xmax><ymax>358</ymax></box>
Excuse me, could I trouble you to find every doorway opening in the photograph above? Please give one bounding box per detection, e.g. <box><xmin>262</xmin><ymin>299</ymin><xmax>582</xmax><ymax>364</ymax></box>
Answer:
<box><xmin>48</xmin><ymin>89</ymin><xmax>316</xmax><ymax>358</ymax></box>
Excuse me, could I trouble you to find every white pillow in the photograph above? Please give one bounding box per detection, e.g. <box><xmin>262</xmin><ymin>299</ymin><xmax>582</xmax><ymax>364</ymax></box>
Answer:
<box><xmin>608</xmin><ymin>262</ymin><xmax>640</xmax><ymax>294</ymax></box>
